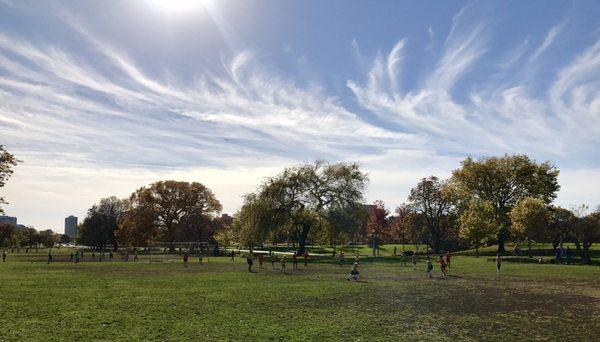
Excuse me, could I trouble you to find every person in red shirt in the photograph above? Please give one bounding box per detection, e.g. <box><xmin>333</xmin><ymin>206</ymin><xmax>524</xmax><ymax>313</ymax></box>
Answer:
<box><xmin>437</xmin><ymin>255</ymin><xmax>448</xmax><ymax>276</ymax></box>
<box><xmin>258</xmin><ymin>253</ymin><xmax>264</xmax><ymax>269</ymax></box>
<box><xmin>303</xmin><ymin>250</ymin><xmax>309</xmax><ymax>267</ymax></box>
<box><xmin>445</xmin><ymin>251</ymin><xmax>452</xmax><ymax>268</ymax></box>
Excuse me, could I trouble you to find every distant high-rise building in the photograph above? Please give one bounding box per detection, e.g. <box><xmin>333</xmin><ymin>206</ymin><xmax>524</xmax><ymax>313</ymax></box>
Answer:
<box><xmin>0</xmin><ymin>215</ymin><xmax>17</xmax><ymax>227</ymax></box>
<box><xmin>65</xmin><ymin>215</ymin><xmax>78</xmax><ymax>237</ymax></box>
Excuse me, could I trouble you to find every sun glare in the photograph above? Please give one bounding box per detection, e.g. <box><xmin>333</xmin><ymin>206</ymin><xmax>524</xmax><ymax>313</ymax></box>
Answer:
<box><xmin>149</xmin><ymin>0</ymin><xmax>210</xmax><ymax>13</ymax></box>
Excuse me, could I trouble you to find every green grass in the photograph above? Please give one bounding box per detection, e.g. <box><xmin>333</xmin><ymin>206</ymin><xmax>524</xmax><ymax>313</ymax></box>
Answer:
<box><xmin>1</xmin><ymin>248</ymin><xmax>599</xmax><ymax>341</ymax></box>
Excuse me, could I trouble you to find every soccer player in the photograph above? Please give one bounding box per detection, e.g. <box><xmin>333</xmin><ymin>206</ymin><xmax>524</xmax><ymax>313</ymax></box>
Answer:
<box><xmin>426</xmin><ymin>257</ymin><xmax>433</xmax><ymax>278</ymax></box>
<box><xmin>347</xmin><ymin>262</ymin><xmax>360</xmax><ymax>281</ymax></box>
<box><xmin>437</xmin><ymin>255</ymin><xmax>447</xmax><ymax>276</ymax></box>
<box><xmin>338</xmin><ymin>252</ymin><xmax>345</xmax><ymax>267</ymax></box>
<box><xmin>47</xmin><ymin>249</ymin><xmax>53</xmax><ymax>264</ymax></box>
<box><xmin>270</xmin><ymin>252</ymin><xmax>276</xmax><ymax>269</ymax></box>
<box><xmin>280</xmin><ymin>255</ymin><xmax>287</xmax><ymax>273</ymax></box>
<box><xmin>445</xmin><ymin>251</ymin><xmax>452</xmax><ymax>268</ymax></box>
<box><xmin>303</xmin><ymin>250</ymin><xmax>309</xmax><ymax>267</ymax></box>
<box><xmin>292</xmin><ymin>252</ymin><xmax>298</xmax><ymax>270</ymax></box>
<box><xmin>496</xmin><ymin>254</ymin><xmax>502</xmax><ymax>275</ymax></box>
<box><xmin>2</xmin><ymin>249</ymin><xmax>6</xmax><ymax>262</ymax></box>
<box><xmin>411</xmin><ymin>252</ymin><xmax>418</xmax><ymax>271</ymax></box>
<box><xmin>183</xmin><ymin>252</ymin><xmax>189</xmax><ymax>267</ymax></box>
<box><xmin>247</xmin><ymin>252</ymin><xmax>254</xmax><ymax>272</ymax></box>
<box><xmin>258</xmin><ymin>253</ymin><xmax>264</xmax><ymax>269</ymax></box>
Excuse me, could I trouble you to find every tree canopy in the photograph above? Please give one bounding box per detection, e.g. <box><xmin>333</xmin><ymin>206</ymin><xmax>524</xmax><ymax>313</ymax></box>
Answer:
<box><xmin>235</xmin><ymin>161</ymin><xmax>368</xmax><ymax>254</ymax></box>
<box><xmin>451</xmin><ymin>154</ymin><xmax>559</xmax><ymax>252</ymax></box>
<box><xmin>0</xmin><ymin>145</ymin><xmax>20</xmax><ymax>214</ymax></box>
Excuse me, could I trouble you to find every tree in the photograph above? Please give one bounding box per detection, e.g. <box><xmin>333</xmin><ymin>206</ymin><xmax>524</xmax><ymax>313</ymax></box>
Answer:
<box><xmin>0</xmin><ymin>223</ymin><xmax>15</xmax><ymax>247</ymax></box>
<box><xmin>59</xmin><ymin>234</ymin><xmax>72</xmax><ymax>245</ymax></box>
<box><xmin>125</xmin><ymin>181</ymin><xmax>222</xmax><ymax>250</ymax></box>
<box><xmin>451</xmin><ymin>154</ymin><xmax>560</xmax><ymax>252</ymax></box>
<box><xmin>38</xmin><ymin>229</ymin><xmax>56</xmax><ymax>248</ymax></box>
<box><xmin>78</xmin><ymin>197</ymin><xmax>125</xmax><ymax>249</ymax></box>
<box><xmin>408</xmin><ymin>176</ymin><xmax>454</xmax><ymax>253</ymax></box>
<box><xmin>246</xmin><ymin>161</ymin><xmax>367</xmax><ymax>254</ymax></box>
<box><xmin>509</xmin><ymin>197</ymin><xmax>551</xmax><ymax>257</ymax></box>
<box><xmin>321</xmin><ymin>203</ymin><xmax>368</xmax><ymax>250</ymax></box>
<box><xmin>458</xmin><ymin>200</ymin><xmax>498</xmax><ymax>256</ymax></box>
<box><xmin>393</xmin><ymin>204</ymin><xmax>428</xmax><ymax>253</ymax></box>
<box><xmin>366</xmin><ymin>200</ymin><xmax>389</xmax><ymax>255</ymax></box>
<box><xmin>116</xmin><ymin>203</ymin><xmax>158</xmax><ymax>247</ymax></box>
<box><xmin>0</xmin><ymin>145</ymin><xmax>21</xmax><ymax>214</ymax></box>
<box><xmin>565</xmin><ymin>206</ymin><xmax>600</xmax><ymax>264</ymax></box>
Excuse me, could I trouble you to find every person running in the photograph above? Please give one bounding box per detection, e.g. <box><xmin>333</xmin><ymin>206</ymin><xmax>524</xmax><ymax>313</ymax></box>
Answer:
<box><xmin>437</xmin><ymin>255</ymin><xmax>447</xmax><ymax>276</ymax></box>
<box><xmin>247</xmin><ymin>252</ymin><xmax>254</xmax><ymax>272</ymax></box>
<box><xmin>303</xmin><ymin>250</ymin><xmax>309</xmax><ymax>267</ymax></box>
<box><xmin>183</xmin><ymin>252</ymin><xmax>189</xmax><ymax>267</ymax></box>
<box><xmin>445</xmin><ymin>251</ymin><xmax>452</xmax><ymax>268</ymax></box>
<box><xmin>411</xmin><ymin>252</ymin><xmax>418</xmax><ymax>270</ymax></box>
<box><xmin>47</xmin><ymin>249</ymin><xmax>53</xmax><ymax>264</ymax></box>
<box><xmin>338</xmin><ymin>252</ymin><xmax>345</xmax><ymax>267</ymax></box>
<box><xmin>2</xmin><ymin>249</ymin><xmax>6</xmax><ymax>262</ymax></box>
<box><xmin>496</xmin><ymin>254</ymin><xmax>502</xmax><ymax>275</ymax></box>
<box><xmin>292</xmin><ymin>252</ymin><xmax>298</xmax><ymax>270</ymax></box>
<box><xmin>426</xmin><ymin>257</ymin><xmax>433</xmax><ymax>278</ymax></box>
<box><xmin>347</xmin><ymin>262</ymin><xmax>360</xmax><ymax>281</ymax></box>
<box><xmin>280</xmin><ymin>255</ymin><xmax>287</xmax><ymax>273</ymax></box>
<box><xmin>258</xmin><ymin>253</ymin><xmax>264</xmax><ymax>269</ymax></box>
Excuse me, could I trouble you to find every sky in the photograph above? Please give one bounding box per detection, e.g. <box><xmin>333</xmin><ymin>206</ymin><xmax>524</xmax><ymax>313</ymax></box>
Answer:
<box><xmin>0</xmin><ymin>0</ymin><xmax>599</xmax><ymax>233</ymax></box>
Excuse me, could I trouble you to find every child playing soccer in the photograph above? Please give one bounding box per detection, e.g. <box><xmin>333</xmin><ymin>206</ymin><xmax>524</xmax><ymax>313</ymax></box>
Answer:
<box><xmin>445</xmin><ymin>251</ymin><xmax>452</xmax><ymax>268</ymax></box>
<box><xmin>426</xmin><ymin>257</ymin><xmax>433</xmax><ymax>278</ymax></box>
<box><xmin>292</xmin><ymin>252</ymin><xmax>298</xmax><ymax>270</ymax></box>
<box><xmin>338</xmin><ymin>252</ymin><xmax>345</xmax><ymax>267</ymax></box>
<box><xmin>496</xmin><ymin>254</ymin><xmax>502</xmax><ymax>275</ymax></box>
<box><xmin>437</xmin><ymin>255</ymin><xmax>448</xmax><ymax>276</ymax></box>
<box><xmin>280</xmin><ymin>255</ymin><xmax>287</xmax><ymax>273</ymax></box>
<box><xmin>347</xmin><ymin>262</ymin><xmax>360</xmax><ymax>281</ymax></box>
<box><xmin>411</xmin><ymin>252</ymin><xmax>418</xmax><ymax>270</ymax></box>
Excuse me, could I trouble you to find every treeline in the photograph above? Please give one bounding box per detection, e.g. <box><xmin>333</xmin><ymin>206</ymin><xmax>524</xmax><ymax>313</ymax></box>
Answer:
<box><xmin>224</xmin><ymin>156</ymin><xmax>598</xmax><ymax>263</ymax></box>
<box><xmin>77</xmin><ymin>181</ymin><xmax>225</xmax><ymax>251</ymax></box>
<box><xmin>0</xmin><ymin>225</ymin><xmax>66</xmax><ymax>248</ymax></box>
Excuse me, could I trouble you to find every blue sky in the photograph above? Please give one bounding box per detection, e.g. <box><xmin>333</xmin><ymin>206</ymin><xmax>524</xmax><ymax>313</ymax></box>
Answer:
<box><xmin>0</xmin><ymin>0</ymin><xmax>599</xmax><ymax>232</ymax></box>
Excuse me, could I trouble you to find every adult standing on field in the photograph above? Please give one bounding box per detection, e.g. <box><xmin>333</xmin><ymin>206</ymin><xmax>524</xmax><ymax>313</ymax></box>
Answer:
<box><xmin>303</xmin><ymin>250</ymin><xmax>309</xmax><ymax>266</ymax></box>
<box><xmin>292</xmin><ymin>252</ymin><xmax>298</xmax><ymax>270</ymax></box>
<box><xmin>47</xmin><ymin>249</ymin><xmax>53</xmax><ymax>264</ymax></box>
<box><xmin>247</xmin><ymin>252</ymin><xmax>254</xmax><ymax>272</ymax></box>
<box><xmin>411</xmin><ymin>252</ymin><xmax>418</xmax><ymax>270</ymax></box>
<box><xmin>496</xmin><ymin>254</ymin><xmax>502</xmax><ymax>275</ymax></box>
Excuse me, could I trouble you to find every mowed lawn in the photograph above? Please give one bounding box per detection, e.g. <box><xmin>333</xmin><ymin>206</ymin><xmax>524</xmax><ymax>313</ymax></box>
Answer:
<box><xmin>1</xmin><ymin>250</ymin><xmax>599</xmax><ymax>341</ymax></box>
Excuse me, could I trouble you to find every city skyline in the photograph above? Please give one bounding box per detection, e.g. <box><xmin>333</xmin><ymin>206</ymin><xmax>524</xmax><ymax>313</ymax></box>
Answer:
<box><xmin>1</xmin><ymin>0</ymin><xmax>599</xmax><ymax>230</ymax></box>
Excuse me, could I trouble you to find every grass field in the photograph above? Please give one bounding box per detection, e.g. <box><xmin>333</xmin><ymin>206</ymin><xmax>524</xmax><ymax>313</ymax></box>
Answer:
<box><xmin>1</xmin><ymin>248</ymin><xmax>599</xmax><ymax>341</ymax></box>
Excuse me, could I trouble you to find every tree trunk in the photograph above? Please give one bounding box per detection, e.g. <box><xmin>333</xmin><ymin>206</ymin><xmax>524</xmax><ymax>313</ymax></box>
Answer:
<box><xmin>297</xmin><ymin>223</ymin><xmax>310</xmax><ymax>255</ymax></box>
<box><xmin>528</xmin><ymin>238</ymin><xmax>532</xmax><ymax>258</ymax></box>
<box><xmin>582</xmin><ymin>242</ymin><xmax>592</xmax><ymax>264</ymax></box>
<box><xmin>497</xmin><ymin>227</ymin><xmax>508</xmax><ymax>253</ymax></box>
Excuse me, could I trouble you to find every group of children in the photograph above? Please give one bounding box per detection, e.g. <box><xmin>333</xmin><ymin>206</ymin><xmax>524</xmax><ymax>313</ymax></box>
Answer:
<box><xmin>242</xmin><ymin>250</ymin><xmax>311</xmax><ymax>273</ymax></box>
